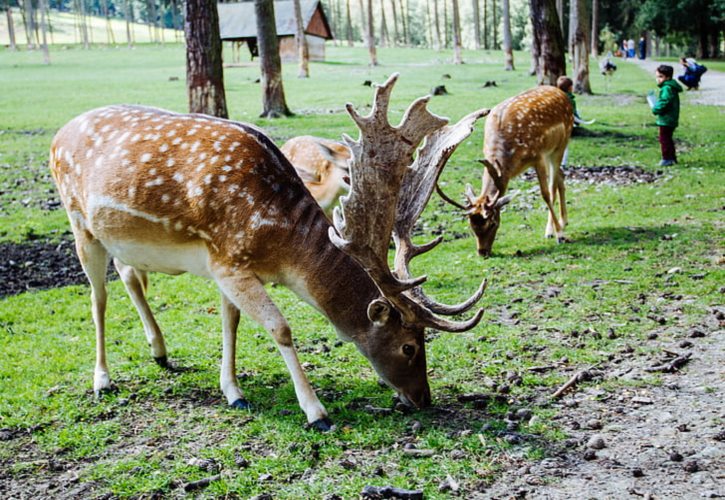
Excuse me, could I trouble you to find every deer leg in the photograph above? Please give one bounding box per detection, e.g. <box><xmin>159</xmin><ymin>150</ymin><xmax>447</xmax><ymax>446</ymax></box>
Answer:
<box><xmin>534</xmin><ymin>161</ymin><xmax>563</xmax><ymax>240</ymax></box>
<box><xmin>113</xmin><ymin>259</ymin><xmax>168</xmax><ymax>366</ymax></box>
<box><xmin>74</xmin><ymin>234</ymin><xmax>112</xmax><ymax>395</ymax></box>
<box><xmin>220</xmin><ymin>293</ymin><xmax>249</xmax><ymax>410</ymax></box>
<box><xmin>215</xmin><ymin>273</ymin><xmax>331</xmax><ymax>430</ymax></box>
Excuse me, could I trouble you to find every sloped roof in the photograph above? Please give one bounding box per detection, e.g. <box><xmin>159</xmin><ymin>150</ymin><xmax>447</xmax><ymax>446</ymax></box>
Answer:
<box><xmin>218</xmin><ymin>0</ymin><xmax>332</xmax><ymax>40</ymax></box>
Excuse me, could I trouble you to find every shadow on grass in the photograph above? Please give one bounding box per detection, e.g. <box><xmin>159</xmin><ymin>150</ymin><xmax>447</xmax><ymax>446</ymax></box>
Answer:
<box><xmin>571</xmin><ymin>126</ymin><xmax>649</xmax><ymax>142</ymax></box>
<box><xmin>498</xmin><ymin>224</ymin><xmax>684</xmax><ymax>258</ymax></box>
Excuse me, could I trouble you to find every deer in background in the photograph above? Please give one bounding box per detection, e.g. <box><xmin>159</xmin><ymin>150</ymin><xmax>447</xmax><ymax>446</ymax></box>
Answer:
<box><xmin>438</xmin><ymin>85</ymin><xmax>574</xmax><ymax>257</ymax></box>
<box><xmin>280</xmin><ymin>136</ymin><xmax>351</xmax><ymax>215</ymax></box>
<box><xmin>49</xmin><ymin>75</ymin><xmax>489</xmax><ymax>431</ymax></box>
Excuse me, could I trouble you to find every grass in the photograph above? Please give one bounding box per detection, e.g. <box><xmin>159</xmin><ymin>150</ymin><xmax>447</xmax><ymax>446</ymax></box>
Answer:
<box><xmin>1</xmin><ymin>44</ymin><xmax>724</xmax><ymax>497</ymax></box>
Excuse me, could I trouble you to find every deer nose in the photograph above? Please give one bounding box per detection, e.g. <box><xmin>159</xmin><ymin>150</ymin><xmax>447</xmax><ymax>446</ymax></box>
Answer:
<box><xmin>402</xmin><ymin>385</ymin><xmax>431</xmax><ymax>409</ymax></box>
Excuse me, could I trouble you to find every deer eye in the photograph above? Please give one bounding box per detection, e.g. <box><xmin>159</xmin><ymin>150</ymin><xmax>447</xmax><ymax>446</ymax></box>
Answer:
<box><xmin>402</xmin><ymin>344</ymin><xmax>415</xmax><ymax>357</ymax></box>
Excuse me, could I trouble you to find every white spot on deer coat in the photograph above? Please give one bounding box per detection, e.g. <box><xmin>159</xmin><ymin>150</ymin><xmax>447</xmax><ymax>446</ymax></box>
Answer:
<box><xmin>140</xmin><ymin>153</ymin><xmax>152</xmax><ymax>163</ymax></box>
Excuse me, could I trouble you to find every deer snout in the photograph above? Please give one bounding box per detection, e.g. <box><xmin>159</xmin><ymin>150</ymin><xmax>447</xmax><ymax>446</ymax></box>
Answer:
<box><xmin>399</xmin><ymin>382</ymin><xmax>432</xmax><ymax>409</ymax></box>
<box><xmin>477</xmin><ymin>247</ymin><xmax>492</xmax><ymax>258</ymax></box>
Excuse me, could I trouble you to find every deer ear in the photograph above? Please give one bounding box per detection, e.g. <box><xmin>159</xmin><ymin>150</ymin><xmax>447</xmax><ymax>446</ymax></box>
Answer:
<box><xmin>367</xmin><ymin>299</ymin><xmax>392</xmax><ymax>326</ymax></box>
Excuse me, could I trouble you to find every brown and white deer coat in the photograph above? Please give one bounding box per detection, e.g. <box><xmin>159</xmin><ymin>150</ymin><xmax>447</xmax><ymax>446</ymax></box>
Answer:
<box><xmin>49</xmin><ymin>75</ymin><xmax>488</xmax><ymax>430</ymax></box>
<box><xmin>438</xmin><ymin>85</ymin><xmax>574</xmax><ymax>256</ymax></box>
<box><xmin>280</xmin><ymin>136</ymin><xmax>350</xmax><ymax>214</ymax></box>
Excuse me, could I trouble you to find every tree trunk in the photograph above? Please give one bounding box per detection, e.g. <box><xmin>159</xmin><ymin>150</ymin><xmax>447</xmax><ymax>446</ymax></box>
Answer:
<box><xmin>492</xmin><ymin>0</ymin><xmax>497</xmax><ymax>49</ymax></box>
<box><xmin>23</xmin><ymin>0</ymin><xmax>35</xmax><ymax>49</ymax></box>
<box><xmin>367</xmin><ymin>0</ymin><xmax>378</xmax><ymax>64</ymax></box>
<box><xmin>556</xmin><ymin>0</ymin><xmax>563</xmax><ymax>37</ymax></box>
<box><xmin>78</xmin><ymin>0</ymin><xmax>89</xmax><ymax>49</ymax></box>
<box><xmin>358</xmin><ymin>0</ymin><xmax>366</xmax><ymax>44</ymax></box>
<box><xmin>471</xmin><ymin>0</ymin><xmax>480</xmax><ymax>49</ymax></box>
<box><xmin>6</xmin><ymin>7</ymin><xmax>17</xmax><ymax>51</ymax></box>
<box><xmin>171</xmin><ymin>0</ymin><xmax>182</xmax><ymax>42</ymax></box>
<box><xmin>185</xmin><ymin>0</ymin><xmax>228</xmax><ymax>118</ymax></box>
<box><xmin>398</xmin><ymin>0</ymin><xmax>407</xmax><ymax>45</ymax></box>
<box><xmin>433</xmin><ymin>0</ymin><xmax>441</xmax><ymax>50</ymax></box>
<box><xmin>391</xmin><ymin>0</ymin><xmax>399</xmax><ymax>45</ymax></box>
<box><xmin>293</xmin><ymin>0</ymin><xmax>310</xmax><ymax>77</ymax></box>
<box><xmin>425</xmin><ymin>0</ymin><xmax>432</xmax><ymax>47</ymax></box>
<box><xmin>38</xmin><ymin>0</ymin><xmax>50</xmax><ymax>63</ymax></box>
<box><xmin>529</xmin><ymin>0</ymin><xmax>566</xmax><ymax>85</ymax></box>
<box><xmin>125</xmin><ymin>0</ymin><xmax>133</xmax><ymax>47</ymax></box>
<box><xmin>590</xmin><ymin>0</ymin><xmax>598</xmax><ymax>57</ymax></box>
<box><xmin>569</xmin><ymin>0</ymin><xmax>590</xmax><ymax>93</ymax></box>
<box><xmin>483</xmin><ymin>0</ymin><xmax>488</xmax><ymax>49</ymax></box>
<box><xmin>502</xmin><ymin>0</ymin><xmax>514</xmax><ymax>70</ymax></box>
<box><xmin>254</xmin><ymin>0</ymin><xmax>292</xmax><ymax>117</ymax></box>
<box><xmin>443</xmin><ymin>0</ymin><xmax>448</xmax><ymax>48</ymax></box>
<box><xmin>345</xmin><ymin>0</ymin><xmax>353</xmax><ymax>46</ymax></box>
<box><xmin>452</xmin><ymin>0</ymin><xmax>462</xmax><ymax>63</ymax></box>
<box><xmin>379</xmin><ymin>0</ymin><xmax>389</xmax><ymax>47</ymax></box>
<box><xmin>101</xmin><ymin>0</ymin><xmax>116</xmax><ymax>44</ymax></box>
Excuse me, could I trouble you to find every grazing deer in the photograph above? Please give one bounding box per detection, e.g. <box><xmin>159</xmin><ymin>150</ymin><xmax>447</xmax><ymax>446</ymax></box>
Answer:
<box><xmin>49</xmin><ymin>74</ymin><xmax>489</xmax><ymax>430</ymax></box>
<box><xmin>280</xmin><ymin>136</ymin><xmax>351</xmax><ymax>214</ymax></box>
<box><xmin>437</xmin><ymin>85</ymin><xmax>574</xmax><ymax>257</ymax></box>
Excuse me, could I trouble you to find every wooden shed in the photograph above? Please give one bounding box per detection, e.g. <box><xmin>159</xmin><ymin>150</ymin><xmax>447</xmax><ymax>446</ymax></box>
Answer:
<box><xmin>217</xmin><ymin>0</ymin><xmax>333</xmax><ymax>62</ymax></box>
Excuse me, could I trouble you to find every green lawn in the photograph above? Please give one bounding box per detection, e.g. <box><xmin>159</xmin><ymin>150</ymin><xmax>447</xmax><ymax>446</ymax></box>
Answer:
<box><xmin>1</xmin><ymin>44</ymin><xmax>723</xmax><ymax>498</ymax></box>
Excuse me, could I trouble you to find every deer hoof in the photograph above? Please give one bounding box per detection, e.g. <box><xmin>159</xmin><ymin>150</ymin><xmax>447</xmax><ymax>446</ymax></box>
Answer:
<box><xmin>154</xmin><ymin>356</ymin><xmax>170</xmax><ymax>368</ymax></box>
<box><xmin>309</xmin><ymin>417</ymin><xmax>335</xmax><ymax>432</ymax></box>
<box><xmin>230</xmin><ymin>398</ymin><xmax>252</xmax><ymax>410</ymax></box>
<box><xmin>94</xmin><ymin>384</ymin><xmax>118</xmax><ymax>399</ymax></box>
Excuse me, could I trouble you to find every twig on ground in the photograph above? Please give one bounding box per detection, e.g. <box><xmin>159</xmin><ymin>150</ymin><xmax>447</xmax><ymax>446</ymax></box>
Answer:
<box><xmin>183</xmin><ymin>474</ymin><xmax>221</xmax><ymax>492</ymax></box>
<box><xmin>361</xmin><ymin>485</ymin><xmax>424</xmax><ymax>499</ymax></box>
<box><xmin>645</xmin><ymin>352</ymin><xmax>692</xmax><ymax>373</ymax></box>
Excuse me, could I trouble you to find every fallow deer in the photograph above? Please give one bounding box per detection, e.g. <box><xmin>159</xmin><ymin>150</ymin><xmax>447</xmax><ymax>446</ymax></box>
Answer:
<box><xmin>49</xmin><ymin>74</ymin><xmax>490</xmax><ymax>430</ymax></box>
<box><xmin>280</xmin><ymin>136</ymin><xmax>351</xmax><ymax>214</ymax></box>
<box><xmin>438</xmin><ymin>85</ymin><xmax>574</xmax><ymax>257</ymax></box>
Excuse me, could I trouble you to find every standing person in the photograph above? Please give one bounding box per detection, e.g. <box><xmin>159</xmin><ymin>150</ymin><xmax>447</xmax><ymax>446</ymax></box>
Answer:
<box><xmin>650</xmin><ymin>65</ymin><xmax>683</xmax><ymax>167</ymax></box>
<box><xmin>627</xmin><ymin>38</ymin><xmax>635</xmax><ymax>58</ymax></box>
<box><xmin>638</xmin><ymin>36</ymin><xmax>646</xmax><ymax>59</ymax></box>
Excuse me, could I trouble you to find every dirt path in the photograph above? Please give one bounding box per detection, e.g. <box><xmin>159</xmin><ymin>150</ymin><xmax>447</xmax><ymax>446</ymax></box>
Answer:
<box><xmin>484</xmin><ymin>306</ymin><xmax>724</xmax><ymax>499</ymax></box>
<box><xmin>627</xmin><ymin>58</ymin><xmax>725</xmax><ymax>107</ymax></box>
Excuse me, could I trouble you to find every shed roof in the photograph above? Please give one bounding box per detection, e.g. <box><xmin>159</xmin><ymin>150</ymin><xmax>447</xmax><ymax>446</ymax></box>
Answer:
<box><xmin>218</xmin><ymin>0</ymin><xmax>333</xmax><ymax>41</ymax></box>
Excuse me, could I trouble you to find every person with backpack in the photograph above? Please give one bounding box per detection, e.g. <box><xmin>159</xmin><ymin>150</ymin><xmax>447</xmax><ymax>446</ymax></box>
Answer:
<box><xmin>678</xmin><ymin>57</ymin><xmax>707</xmax><ymax>90</ymax></box>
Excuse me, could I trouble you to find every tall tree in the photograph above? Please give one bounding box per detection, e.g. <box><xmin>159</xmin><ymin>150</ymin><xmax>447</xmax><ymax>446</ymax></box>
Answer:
<box><xmin>293</xmin><ymin>0</ymin><xmax>310</xmax><ymax>77</ymax></box>
<box><xmin>483</xmin><ymin>0</ymin><xmax>488</xmax><ymax>49</ymax></box>
<box><xmin>4</xmin><ymin>3</ymin><xmax>17</xmax><ymax>51</ymax></box>
<box><xmin>379</xmin><ymin>0</ymin><xmax>390</xmax><ymax>47</ymax></box>
<box><xmin>433</xmin><ymin>0</ymin><xmax>441</xmax><ymax>49</ymax></box>
<box><xmin>23</xmin><ymin>0</ymin><xmax>35</xmax><ymax>49</ymax></box>
<box><xmin>443</xmin><ymin>0</ymin><xmax>448</xmax><ymax>47</ymax></box>
<box><xmin>569</xmin><ymin>0</ymin><xmax>591</xmax><ymax>93</ymax></box>
<box><xmin>472</xmin><ymin>0</ymin><xmax>481</xmax><ymax>49</ymax></box>
<box><xmin>502</xmin><ymin>0</ymin><xmax>514</xmax><ymax>69</ymax></box>
<box><xmin>358</xmin><ymin>0</ymin><xmax>366</xmax><ymax>43</ymax></box>
<box><xmin>38</xmin><ymin>0</ymin><xmax>49</xmax><ymax>63</ymax></box>
<box><xmin>556</xmin><ymin>0</ymin><xmax>563</xmax><ymax>35</ymax></box>
<box><xmin>125</xmin><ymin>0</ymin><xmax>133</xmax><ymax>47</ymax></box>
<box><xmin>345</xmin><ymin>0</ymin><xmax>354</xmax><ymax>46</ymax></box>
<box><xmin>425</xmin><ymin>0</ymin><xmax>432</xmax><ymax>47</ymax></box>
<box><xmin>529</xmin><ymin>0</ymin><xmax>566</xmax><ymax>85</ymax></box>
<box><xmin>255</xmin><ymin>0</ymin><xmax>292</xmax><ymax>117</ymax></box>
<box><xmin>590</xmin><ymin>0</ymin><xmax>598</xmax><ymax>56</ymax></box>
<box><xmin>366</xmin><ymin>0</ymin><xmax>378</xmax><ymax>64</ymax></box>
<box><xmin>101</xmin><ymin>0</ymin><xmax>115</xmax><ymax>45</ymax></box>
<box><xmin>398</xmin><ymin>0</ymin><xmax>408</xmax><ymax>45</ymax></box>
<box><xmin>452</xmin><ymin>0</ymin><xmax>462</xmax><ymax>63</ymax></box>
<box><xmin>492</xmin><ymin>0</ymin><xmax>497</xmax><ymax>49</ymax></box>
<box><xmin>391</xmin><ymin>0</ymin><xmax>399</xmax><ymax>45</ymax></box>
<box><xmin>185</xmin><ymin>0</ymin><xmax>228</xmax><ymax>118</ymax></box>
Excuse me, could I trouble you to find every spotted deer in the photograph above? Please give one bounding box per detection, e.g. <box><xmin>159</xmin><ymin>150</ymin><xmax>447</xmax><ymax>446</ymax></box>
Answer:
<box><xmin>280</xmin><ymin>136</ymin><xmax>351</xmax><ymax>214</ymax></box>
<box><xmin>49</xmin><ymin>74</ymin><xmax>490</xmax><ymax>430</ymax></box>
<box><xmin>438</xmin><ymin>85</ymin><xmax>574</xmax><ymax>257</ymax></box>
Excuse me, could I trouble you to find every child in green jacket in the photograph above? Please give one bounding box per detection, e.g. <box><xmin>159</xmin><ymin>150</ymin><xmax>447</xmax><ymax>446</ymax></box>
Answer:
<box><xmin>651</xmin><ymin>65</ymin><xmax>683</xmax><ymax>167</ymax></box>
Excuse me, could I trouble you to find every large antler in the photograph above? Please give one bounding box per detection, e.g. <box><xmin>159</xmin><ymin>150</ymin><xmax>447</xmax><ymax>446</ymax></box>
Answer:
<box><xmin>329</xmin><ymin>74</ymin><xmax>488</xmax><ymax>333</ymax></box>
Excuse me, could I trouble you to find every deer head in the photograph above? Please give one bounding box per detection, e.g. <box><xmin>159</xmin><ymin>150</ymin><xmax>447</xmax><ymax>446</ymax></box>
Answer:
<box><xmin>329</xmin><ymin>74</ymin><xmax>490</xmax><ymax>402</ymax></box>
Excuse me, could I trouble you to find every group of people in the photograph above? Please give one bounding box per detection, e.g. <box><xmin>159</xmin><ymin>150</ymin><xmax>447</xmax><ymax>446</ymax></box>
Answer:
<box><xmin>621</xmin><ymin>37</ymin><xmax>647</xmax><ymax>59</ymax></box>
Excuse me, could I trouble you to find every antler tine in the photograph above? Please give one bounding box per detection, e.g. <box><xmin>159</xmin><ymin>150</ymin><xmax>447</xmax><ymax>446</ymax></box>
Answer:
<box><xmin>391</xmin><ymin>108</ymin><xmax>489</xmax><ymax>322</ymax></box>
<box><xmin>409</xmin><ymin>278</ymin><xmax>488</xmax><ymax>315</ymax></box>
<box><xmin>480</xmin><ymin>158</ymin><xmax>506</xmax><ymax>196</ymax></box>
<box><xmin>436</xmin><ymin>183</ymin><xmax>469</xmax><ymax>210</ymax></box>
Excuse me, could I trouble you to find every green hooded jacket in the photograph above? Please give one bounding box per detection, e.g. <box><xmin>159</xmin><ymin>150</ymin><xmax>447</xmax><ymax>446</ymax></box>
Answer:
<box><xmin>652</xmin><ymin>79</ymin><xmax>683</xmax><ymax>128</ymax></box>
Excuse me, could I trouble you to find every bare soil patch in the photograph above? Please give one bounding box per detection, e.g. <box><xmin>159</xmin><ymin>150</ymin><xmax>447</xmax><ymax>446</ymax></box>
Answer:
<box><xmin>522</xmin><ymin>165</ymin><xmax>663</xmax><ymax>186</ymax></box>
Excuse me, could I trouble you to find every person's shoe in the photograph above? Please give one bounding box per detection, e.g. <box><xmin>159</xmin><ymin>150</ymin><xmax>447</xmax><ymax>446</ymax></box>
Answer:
<box><xmin>659</xmin><ymin>159</ymin><xmax>675</xmax><ymax>167</ymax></box>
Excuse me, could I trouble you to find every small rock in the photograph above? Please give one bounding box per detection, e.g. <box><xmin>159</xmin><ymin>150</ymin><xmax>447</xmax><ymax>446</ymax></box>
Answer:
<box><xmin>632</xmin><ymin>396</ymin><xmax>654</xmax><ymax>405</ymax></box>
<box><xmin>676</xmin><ymin>423</ymin><xmax>690</xmax><ymax>432</ymax></box>
<box><xmin>403</xmin><ymin>448</ymin><xmax>435</xmax><ymax>457</ymax></box>
<box><xmin>515</xmin><ymin>408</ymin><xmax>533</xmax><ymax>421</ymax></box>
<box><xmin>684</xmin><ymin>460</ymin><xmax>700</xmax><ymax>473</ymax></box>
<box><xmin>587</xmin><ymin>435</ymin><xmax>606</xmax><ymax>450</ymax></box>
<box><xmin>235</xmin><ymin>455</ymin><xmax>250</xmax><ymax>468</ymax></box>
<box><xmin>449</xmin><ymin>449</ymin><xmax>466</xmax><ymax>460</ymax></box>
<box><xmin>431</xmin><ymin>85</ymin><xmax>448</xmax><ymax>96</ymax></box>
<box><xmin>258</xmin><ymin>473</ymin><xmax>273</xmax><ymax>483</ymax></box>
<box><xmin>678</xmin><ymin>340</ymin><xmax>694</xmax><ymax>348</ymax></box>
<box><xmin>583</xmin><ymin>450</ymin><xmax>597</xmax><ymax>460</ymax></box>
<box><xmin>438</xmin><ymin>474</ymin><xmax>460</xmax><ymax>492</ymax></box>
<box><xmin>669</xmin><ymin>451</ymin><xmax>684</xmax><ymax>462</ymax></box>
<box><xmin>667</xmin><ymin>267</ymin><xmax>682</xmax><ymax>274</ymax></box>
<box><xmin>586</xmin><ymin>419</ymin><xmax>603</xmax><ymax>430</ymax></box>
<box><xmin>713</xmin><ymin>430</ymin><xmax>725</xmax><ymax>442</ymax></box>
<box><xmin>410</xmin><ymin>420</ymin><xmax>422</xmax><ymax>433</ymax></box>
<box><xmin>647</xmin><ymin>332</ymin><xmax>659</xmax><ymax>340</ymax></box>
<box><xmin>689</xmin><ymin>329</ymin><xmax>706</xmax><ymax>338</ymax></box>
<box><xmin>339</xmin><ymin>458</ymin><xmax>356</xmax><ymax>470</ymax></box>
<box><xmin>632</xmin><ymin>468</ymin><xmax>644</xmax><ymax>477</ymax></box>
